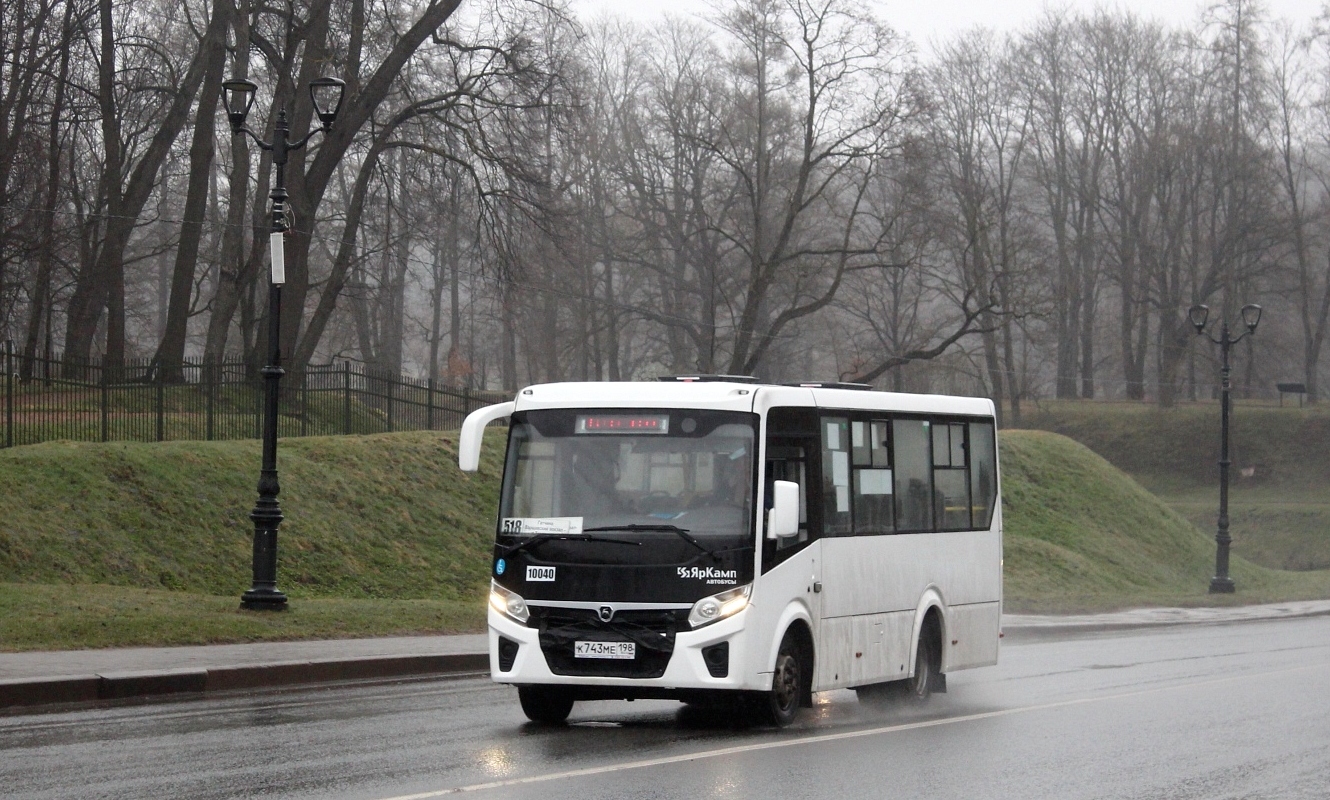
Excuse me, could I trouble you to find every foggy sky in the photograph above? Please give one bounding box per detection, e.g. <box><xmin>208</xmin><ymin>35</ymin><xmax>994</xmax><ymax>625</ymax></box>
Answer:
<box><xmin>576</xmin><ymin>0</ymin><xmax>1326</xmax><ymax>49</ymax></box>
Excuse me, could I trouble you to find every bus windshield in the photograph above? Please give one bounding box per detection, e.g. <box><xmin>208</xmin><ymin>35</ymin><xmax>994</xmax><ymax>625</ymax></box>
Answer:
<box><xmin>498</xmin><ymin>409</ymin><xmax>757</xmax><ymax>543</ymax></box>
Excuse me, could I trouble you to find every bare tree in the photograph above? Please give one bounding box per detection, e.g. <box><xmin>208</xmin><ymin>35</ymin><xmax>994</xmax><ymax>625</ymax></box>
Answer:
<box><xmin>1286</xmin><ymin>18</ymin><xmax>1330</xmax><ymax>402</ymax></box>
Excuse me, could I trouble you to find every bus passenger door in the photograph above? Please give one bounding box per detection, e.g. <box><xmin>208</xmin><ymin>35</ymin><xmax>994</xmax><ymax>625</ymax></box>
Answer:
<box><xmin>761</xmin><ymin>430</ymin><xmax>822</xmax><ymax>686</ymax></box>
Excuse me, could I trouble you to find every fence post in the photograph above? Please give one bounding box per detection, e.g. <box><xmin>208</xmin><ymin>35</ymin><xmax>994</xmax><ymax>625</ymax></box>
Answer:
<box><xmin>344</xmin><ymin>361</ymin><xmax>351</xmax><ymax>434</ymax></box>
<box><xmin>4</xmin><ymin>341</ymin><xmax>12</xmax><ymax>448</ymax></box>
<box><xmin>427</xmin><ymin>378</ymin><xmax>435</xmax><ymax>430</ymax></box>
<box><xmin>155</xmin><ymin>370</ymin><xmax>165</xmax><ymax>442</ymax></box>
<box><xmin>300</xmin><ymin>367</ymin><xmax>308</xmax><ymax>437</ymax></box>
<box><xmin>386</xmin><ymin>373</ymin><xmax>395</xmax><ymax>433</ymax></box>
<box><xmin>100</xmin><ymin>361</ymin><xmax>109</xmax><ymax>443</ymax></box>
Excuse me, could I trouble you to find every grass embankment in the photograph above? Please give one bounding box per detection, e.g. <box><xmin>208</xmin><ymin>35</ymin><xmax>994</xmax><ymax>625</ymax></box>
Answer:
<box><xmin>3</xmin><ymin>422</ymin><xmax>1327</xmax><ymax>650</ymax></box>
<box><xmin>1022</xmin><ymin>401</ymin><xmax>1330</xmax><ymax>572</ymax></box>
<box><xmin>0</xmin><ymin>430</ymin><xmax>504</xmax><ymax>650</ymax></box>
<box><xmin>999</xmin><ymin>430</ymin><xmax>1330</xmax><ymax>612</ymax></box>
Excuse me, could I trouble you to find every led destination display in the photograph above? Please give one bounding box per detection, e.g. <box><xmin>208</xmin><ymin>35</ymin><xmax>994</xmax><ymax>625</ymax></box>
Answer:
<box><xmin>575</xmin><ymin>414</ymin><xmax>670</xmax><ymax>434</ymax></box>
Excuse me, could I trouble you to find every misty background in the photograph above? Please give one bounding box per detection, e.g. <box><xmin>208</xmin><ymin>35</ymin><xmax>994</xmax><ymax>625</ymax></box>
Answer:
<box><xmin>1</xmin><ymin>0</ymin><xmax>1327</xmax><ymax>427</ymax></box>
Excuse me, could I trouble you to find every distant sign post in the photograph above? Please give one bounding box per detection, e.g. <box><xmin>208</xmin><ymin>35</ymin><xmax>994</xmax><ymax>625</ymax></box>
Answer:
<box><xmin>1188</xmin><ymin>303</ymin><xmax>1262</xmax><ymax>594</ymax></box>
<box><xmin>1275</xmin><ymin>382</ymin><xmax>1307</xmax><ymax>408</ymax></box>
<box><xmin>222</xmin><ymin>76</ymin><xmax>345</xmax><ymax>610</ymax></box>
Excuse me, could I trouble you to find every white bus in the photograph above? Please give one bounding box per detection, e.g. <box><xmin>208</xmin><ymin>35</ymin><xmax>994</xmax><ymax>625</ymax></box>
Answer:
<box><xmin>458</xmin><ymin>377</ymin><xmax>1001</xmax><ymax>725</ymax></box>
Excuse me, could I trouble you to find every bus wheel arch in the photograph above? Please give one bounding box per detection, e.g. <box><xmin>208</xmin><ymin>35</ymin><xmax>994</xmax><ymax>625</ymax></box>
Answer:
<box><xmin>908</xmin><ymin>605</ymin><xmax>946</xmax><ymax>700</ymax></box>
<box><xmin>782</xmin><ymin>619</ymin><xmax>815</xmax><ymax>709</ymax></box>
<box><xmin>764</xmin><ymin>605</ymin><xmax>816</xmax><ymax>704</ymax></box>
<box><xmin>754</xmin><ymin>621</ymin><xmax>814</xmax><ymax>726</ymax></box>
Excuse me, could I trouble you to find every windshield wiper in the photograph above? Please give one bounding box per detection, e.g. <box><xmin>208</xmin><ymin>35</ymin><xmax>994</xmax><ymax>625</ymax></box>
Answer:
<box><xmin>583</xmin><ymin>523</ymin><xmax>711</xmax><ymax>554</ymax></box>
<box><xmin>500</xmin><ymin>534</ymin><xmax>640</xmax><ymax>558</ymax></box>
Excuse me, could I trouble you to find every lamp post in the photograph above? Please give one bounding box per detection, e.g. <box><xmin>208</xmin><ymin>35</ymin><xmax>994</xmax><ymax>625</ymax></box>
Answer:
<box><xmin>1188</xmin><ymin>302</ymin><xmax>1262</xmax><ymax>594</ymax></box>
<box><xmin>222</xmin><ymin>76</ymin><xmax>345</xmax><ymax>610</ymax></box>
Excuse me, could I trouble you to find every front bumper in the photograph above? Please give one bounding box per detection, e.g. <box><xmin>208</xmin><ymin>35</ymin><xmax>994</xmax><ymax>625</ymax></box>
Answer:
<box><xmin>488</xmin><ymin>604</ymin><xmax>757</xmax><ymax>693</ymax></box>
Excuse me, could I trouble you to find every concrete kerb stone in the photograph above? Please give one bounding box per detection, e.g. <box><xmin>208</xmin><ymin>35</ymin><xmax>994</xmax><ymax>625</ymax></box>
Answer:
<box><xmin>98</xmin><ymin>668</ymin><xmax>208</xmax><ymax>700</ymax></box>
<box><xmin>0</xmin><ymin>675</ymin><xmax>100</xmax><ymax>709</ymax></box>
<box><xmin>1</xmin><ymin>653</ymin><xmax>491</xmax><ymax>712</ymax></box>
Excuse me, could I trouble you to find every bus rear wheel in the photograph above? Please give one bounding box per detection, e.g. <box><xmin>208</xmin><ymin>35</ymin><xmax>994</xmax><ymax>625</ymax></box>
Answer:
<box><xmin>900</xmin><ymin>626</ymin><xmax>938</xmax><ymax>703</ymax></box>
<box><xmin>754</xmin><ymin>632</ymin><xmax>806</xmax><ymax>727</ymax></box>
<box><xmin>517</xmin><ymin>686</ymin><xmax>574</xmax><ymax>724</ymax></box>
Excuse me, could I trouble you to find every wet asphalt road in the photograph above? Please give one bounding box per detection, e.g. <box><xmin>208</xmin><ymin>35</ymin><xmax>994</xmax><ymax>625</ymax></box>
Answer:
<box><xmin>3</xmin><ymin>616</ymin><xmax>1329</xmax><ymax>800</ymax></box>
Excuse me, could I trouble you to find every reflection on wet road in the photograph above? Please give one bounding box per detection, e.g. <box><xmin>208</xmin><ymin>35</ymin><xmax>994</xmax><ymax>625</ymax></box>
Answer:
<box><xmin>4</xmin><ymin>616</ymin><xmax>1329</xmax><ymax>799</ymax></box>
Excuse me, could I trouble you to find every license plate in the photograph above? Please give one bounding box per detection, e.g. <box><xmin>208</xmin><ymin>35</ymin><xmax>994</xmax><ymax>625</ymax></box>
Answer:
<box><xmin>574</xmin><ymin>641</ymin><xmax>635</xmax><ymax>660</ymax></box>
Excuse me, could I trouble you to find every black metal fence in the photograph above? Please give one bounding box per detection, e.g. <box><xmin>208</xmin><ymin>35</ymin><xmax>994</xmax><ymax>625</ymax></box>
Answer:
<box><xmin>1</xmin><ymin>341</ymin><xmax>507</xmax><ymax>448</ymax></box>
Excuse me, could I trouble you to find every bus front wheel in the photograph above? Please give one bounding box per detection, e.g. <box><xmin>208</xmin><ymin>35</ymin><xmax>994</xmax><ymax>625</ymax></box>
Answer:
<box><xmin>755</xmin><ymin>631</ymin><xmax>806</xmax><ymax>727</ymax></box>
<box><xmin>517</xmin><ymin>686</ymin><xmax>574</xmax><ymax>724</ymax></box>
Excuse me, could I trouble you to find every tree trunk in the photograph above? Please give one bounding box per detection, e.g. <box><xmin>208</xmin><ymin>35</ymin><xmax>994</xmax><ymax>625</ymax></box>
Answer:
<box><xmin>290</xmin><ymin>137</ymin><xmax>383</xmax><ymax>373</ymax></box>
<box><xmin>154</xmin><ymin>0</ymin><xmax>229</xmax><ymax>379</ymax></box>
<box><xmin>1157</xmin><ymin>318</ymin><xmax>1192</xmax><ymax>408</ymax></box>
<box><xmin>65</xmin><ymin>0</ymin><xmax>217</xmax><ymax>368</ymax></box>
<box><xmin>21</xmin><ymin>0</ymin><xmax>73</xmax><ymax>375</ymax></box>
<box><xmin>280</xmin><ymin>0</ymin><xmax>466</xmax><ymax>376</ymax></box>
<box><xmin>501</xmin><ymin>279</ymin><xmax>518</xmax><ymax>391</ymax></box>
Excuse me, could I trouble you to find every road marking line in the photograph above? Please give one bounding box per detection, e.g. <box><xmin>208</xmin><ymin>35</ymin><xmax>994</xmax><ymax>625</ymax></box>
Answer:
<box><xmin>375</xmin><ymin>661</ymin><xmax>1330</xmax><ymax>799</ymax></box>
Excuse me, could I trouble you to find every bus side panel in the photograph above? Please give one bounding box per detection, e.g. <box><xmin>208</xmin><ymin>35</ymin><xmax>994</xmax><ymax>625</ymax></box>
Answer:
<box><xmin>820</xmin><ymin>530</ymin><xmax>1000</xmax><ymax>618</ymax></box>
<box><xmin>819</xmin><ymin>530</ymin><xmax>1001</xmax><ymax>680</ymax></box>
<box><xmin>814</xmin><ymin>617</ymin><xmax>852</xmax><ymax>691</ymax></box>
<box><xmin>815</xmin><ymin>610</ymin><xmax>914</xmax><ymax>690</ymax></box>
<box><xmin>943</xmin><ymin>601</ymin><xmax>1001</xmax><ymax>671</ymax></box>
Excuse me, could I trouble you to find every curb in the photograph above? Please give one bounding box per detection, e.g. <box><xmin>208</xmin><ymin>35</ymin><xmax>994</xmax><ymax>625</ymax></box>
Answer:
<box><xmin>0</xmin><ymin>652</ymin><xmax>489</xmax><ymax>713</ymax></box>
<box><xmin>1000</xmin><ymin>605</ymin><xmax>1330</xmax><ymax>642</ymax></box>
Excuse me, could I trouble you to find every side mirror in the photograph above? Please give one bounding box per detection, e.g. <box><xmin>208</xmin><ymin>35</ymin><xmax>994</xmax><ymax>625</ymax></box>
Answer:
<box><xmin>766</xmin><ymin>480</ymin><xmax>800</xmax><ymax>540</ymax></box>
<box><xmin>458</xmin><ymin>401</ymin><xmax>514</xmax><ymax>472</ymax></box>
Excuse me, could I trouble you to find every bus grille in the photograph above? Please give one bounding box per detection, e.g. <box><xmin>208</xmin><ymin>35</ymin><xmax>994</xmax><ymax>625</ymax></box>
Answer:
<box><xmin>530</xmin><ymin>607</ymin><xmax>686</xmax><ymax>679</ymax></box>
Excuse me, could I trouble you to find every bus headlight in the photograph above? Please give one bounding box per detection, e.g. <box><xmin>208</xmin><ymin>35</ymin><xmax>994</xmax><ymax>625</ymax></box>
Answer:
<box><xmin>489</xmin><ymin>581</ymin><xmax>529</xmax><ymax>624</ymax></box>
<box><xmin>688</xmin><ymin>584</ymin><xmax>751</xmax><ymax>629</ymax></box>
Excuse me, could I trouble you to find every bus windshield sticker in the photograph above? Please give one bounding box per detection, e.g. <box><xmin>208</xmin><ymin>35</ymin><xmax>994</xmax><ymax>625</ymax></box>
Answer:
<box><xmin>501</xmin><ymin>517</ymin><xmax>584</xmax><ymax>535</ymax></box>
<box><xmin>832</xmin><ymin>451</ymin><xmax>849</xmax><ymax>486</ymax></box>
<box><xmin>859</xmin><ymin>469</ymin><xmax>893</xmax><ymax>495</ymax></box>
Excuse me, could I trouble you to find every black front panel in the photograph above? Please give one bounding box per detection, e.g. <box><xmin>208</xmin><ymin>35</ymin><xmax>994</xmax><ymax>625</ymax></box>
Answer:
<box><xmin>494</xmin><ymin>548</ymin><xmax>750</xmax><ymax>604</ymax></box>
<box><xmin>531</xmin><ymin>607</ymin><xmax>688</xmax><ymax>679</ymax></box>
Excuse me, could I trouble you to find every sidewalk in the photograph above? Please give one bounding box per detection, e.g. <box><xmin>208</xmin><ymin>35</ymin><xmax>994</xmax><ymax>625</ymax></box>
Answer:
<box><xmin>4</xmin><ymin>600</ymin><xmax>1329</xmax><ymax>713</ymax></box>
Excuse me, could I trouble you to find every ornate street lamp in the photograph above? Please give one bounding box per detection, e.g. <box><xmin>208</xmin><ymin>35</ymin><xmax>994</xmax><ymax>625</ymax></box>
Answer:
<box><xmin>223</xmin><ymin>75</ymin><xmax>345</xmax><ymax>610</ymax></box>
<box><xmin>1188</xmin><ymin>302</ymin><xmax>1262</xmax><ymax>594</ymax></box>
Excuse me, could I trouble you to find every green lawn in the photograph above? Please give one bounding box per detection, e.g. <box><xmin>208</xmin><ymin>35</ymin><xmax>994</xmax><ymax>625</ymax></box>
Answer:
<box><xmin>1000</xmin><ymin>430</ymin><xmax>1330</xmax><ymax>612</ymax></box>
<box><xmin>0</xmin><ymin>583</ymin><xmax>485</xmax><ymax>650</ymax></box>
<box><xmin>1021</xmin><ymin>400</ymin><xmax>1330</xmax><ymax>576</ymax></box>
<box><xmin>2</xmin><ymin>419</ymin><xmax>1327</xmax><ymax>651</ymax></box>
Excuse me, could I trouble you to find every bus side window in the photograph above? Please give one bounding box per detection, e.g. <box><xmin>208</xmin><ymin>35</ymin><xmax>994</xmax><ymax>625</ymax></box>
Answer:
<box><xmin>969</xmin><ymin>422</ymin><xmax>997</xmax><ymax>529</ymax></box>
<box><xmin>822</xmin><ymin>417</ymin><xmax>852</xmax><ymax>535</ymax></box>
<box><xmin>852</xmin><ymin>419</ymin><xmax>894</xmax><ymax>534</ymax></box>
<box><xmin>933</xmin><ymin>422</ymin><xmax>971</xmax><ymax>530</ymax></box>
<box><xmin>892</xmin><ymin>419</ymin><xmax>933</xmax><ymax>531</ymax></box>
